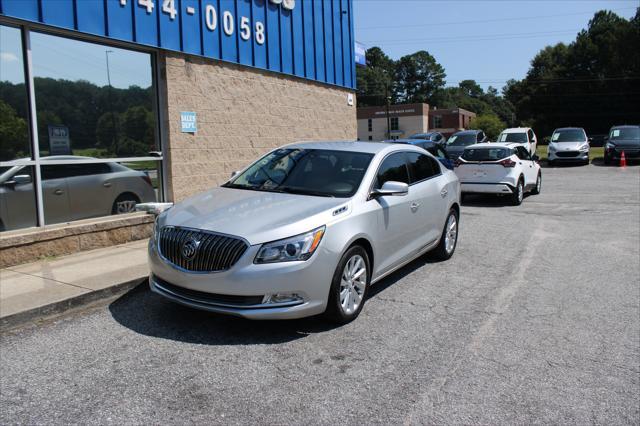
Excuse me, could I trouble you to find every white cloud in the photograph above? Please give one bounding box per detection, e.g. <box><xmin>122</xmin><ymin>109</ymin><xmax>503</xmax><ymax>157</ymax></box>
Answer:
<box><xmin>1</xmin><ymin>52</ymin><xmax>19</xmax><ymax>62</ymax></box>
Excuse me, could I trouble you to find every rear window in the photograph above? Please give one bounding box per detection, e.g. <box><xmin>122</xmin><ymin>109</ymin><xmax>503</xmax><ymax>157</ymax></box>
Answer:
<box><xmin>462</xmin><ymin>148</ymin><xmax>512</xmax><ymax>162</ymax></box>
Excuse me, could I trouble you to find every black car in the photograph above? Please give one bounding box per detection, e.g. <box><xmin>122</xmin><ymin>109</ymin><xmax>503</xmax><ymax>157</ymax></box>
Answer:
<box><xmin>408</xmin><ymin>131</ymin><xmax>446</xmax><ymax>145</ymax></box>
<box><xmin>386</xmin><ymin>138</ymin><xmax>455</xmax><ymax>170</ymax></box>
<box><xmin>445</xmin><ymin>130</ymin><xmax>488</xmax><ymax>160</ymax></box>
<box><xmin>604</xmin><ymin>125</ymin><xmax>640</xmax><ymax>164</ymax></box>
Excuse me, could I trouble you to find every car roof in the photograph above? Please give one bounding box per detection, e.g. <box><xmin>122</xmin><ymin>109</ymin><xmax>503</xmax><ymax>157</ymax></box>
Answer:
<box><xmin>284</xmin><ymin>140</ymin><xmax>421</xmax><ymax>155</ymax></box>
<box><xmin>453</xmin><ymin>130</ymin><xmax>481</xmax><ymax>135</ymax></box>
<box><xmin>501</xmin><ymin>127</ymin><xmax>530</xmax><ymax>133</ymax></box>
<box><xmin>610</xmin><ymin>124</ymin><xmax>640</xmax><ymax>129</ymax></box>
<box><xmin>465</xmin><ymin>142</ymin><xmax>514</xmax><ymax>149</ymax></box>
<box><xmin>554</xmin><ymin>127</ymin><xmax>585</xmax><ymax>131</ymax></box>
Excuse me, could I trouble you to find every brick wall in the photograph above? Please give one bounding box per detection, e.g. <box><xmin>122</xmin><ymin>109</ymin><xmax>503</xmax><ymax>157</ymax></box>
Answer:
<box><xmin>160</xmin><ymin>53</ymin><xmax>357</xmax><ymax>201</ymax></box>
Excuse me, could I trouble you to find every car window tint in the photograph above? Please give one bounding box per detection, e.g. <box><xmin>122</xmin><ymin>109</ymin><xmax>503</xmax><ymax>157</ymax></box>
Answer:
<box><xmin>407</xmin><ymin>152</ymin><xmax>440</xmax><ymax>183</ymax></box>
<box><xmin>515</xmin><ymin>146</ymin><xmax>530</xmax><ymax>160</ymax></box>
<box><xmin>376</xmin><ymin>153</ymin><xmax>409</xmax><ymax>188</ymax></box>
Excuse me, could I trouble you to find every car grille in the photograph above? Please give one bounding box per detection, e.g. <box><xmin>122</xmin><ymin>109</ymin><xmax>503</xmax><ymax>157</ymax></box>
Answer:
<box><xmin>157</xmin><ymin>226</ymin><xmax>248</xmax><ymax>272</ymax></box>
<box><xmin>556</xmin><ymin>151</ymin><xmax>579</xmax><ymax>158</ymax></box>
<box><xmin>152</xmin><ymin>275</ymin><xmax>264</xmax><ymax>307</ymax></box>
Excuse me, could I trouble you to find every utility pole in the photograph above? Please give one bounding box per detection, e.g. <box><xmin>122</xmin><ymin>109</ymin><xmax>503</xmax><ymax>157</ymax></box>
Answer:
<box><xmin>105</xmin><ymin>50</ymin><xmax>118</xmax><ymax>155</ymax></box>
<box><xmin>385</xmin><ymin>84</ymin><xmax>391</xmax><ymax>140</ymax></box>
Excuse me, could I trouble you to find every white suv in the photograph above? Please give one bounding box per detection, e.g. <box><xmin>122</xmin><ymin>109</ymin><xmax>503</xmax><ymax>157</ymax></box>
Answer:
<box><xmin>496</xmin><ymin>127</ymin><xmax>538</xmax><ymax>155</ymax></box>
<box><xmin>455</xmin><ymin>143</ymin><xmax>541</xmax><ymax>205</ymax></box>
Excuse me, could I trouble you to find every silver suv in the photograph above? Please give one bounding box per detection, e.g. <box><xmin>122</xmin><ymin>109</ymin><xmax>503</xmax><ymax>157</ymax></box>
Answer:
<box><xmin>148</xmin><ymin>141</ymin><xmax>461</xmax><ymax>323</ymax></box>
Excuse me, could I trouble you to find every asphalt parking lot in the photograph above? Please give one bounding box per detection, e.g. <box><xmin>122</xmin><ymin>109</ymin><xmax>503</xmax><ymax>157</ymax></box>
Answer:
<box><xmin>1</xmin><ymin>163</ymin><xmax>639</xmax><ymax>425</ymax></box>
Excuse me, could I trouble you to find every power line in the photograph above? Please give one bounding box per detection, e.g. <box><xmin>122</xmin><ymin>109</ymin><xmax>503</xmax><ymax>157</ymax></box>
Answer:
<box><xmin>355</xmin><ymin>6</ymin><xmax>637</xmax><ymax>31</ymax></box>
<box><xmin>362</xmin><ymin>29</ymin><xmax>583</xmax><ymax>45</ymax></box>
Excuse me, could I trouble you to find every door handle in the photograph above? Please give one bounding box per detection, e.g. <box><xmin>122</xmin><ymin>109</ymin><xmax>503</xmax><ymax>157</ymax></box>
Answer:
<box><xmin>440</xmin><ymin>189</ymin><xmax>448</xmax><ymax>197</ymax></box>
<box><xmin>103</xmin><ymin>182</ymin><xmax>112</xmax><ymax>188</ymax></box>
<box><xmin>54</xmin><ymin>189</ymin><xmax>64</xmax><ymax>195</ymax></box>
<box><xmin>410</xmin><ymin>202</ymin><xmax>420</xmax><ymax>211</ymax></box>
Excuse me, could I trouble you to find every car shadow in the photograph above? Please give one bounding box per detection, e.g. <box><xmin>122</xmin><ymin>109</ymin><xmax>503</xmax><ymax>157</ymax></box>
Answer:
<box><xmin>461</xmin><ymin>193</ymin><xmax>524</xmax><ymax>208</ymax></box>
<box><xmin>540</xmin><ymin>159</ymin><xmax>588</xmax><ymax>169</ymax></box>
<box><xmin>109</xmin><ymin>257</ymin><xmax>435</xmax><ymax>345</ymax></box>
<box><xmin>591</xmin><ymin>157</ymin><xmax>639</xmax><ymax>167</ymax></box>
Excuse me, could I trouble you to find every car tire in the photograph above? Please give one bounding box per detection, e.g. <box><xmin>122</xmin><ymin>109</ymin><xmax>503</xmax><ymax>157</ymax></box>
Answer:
<box><xmin>324</xmin><ymin>245</ymin><xmax>370</xmax><ymax>324</ymax></box>
<box><xmin>429</xmin><ymin>208</ymin><xmax>459</xmax><ymax>261</ymax></box>
<box><xmin>548</xmin><ymin>160</ymin><xmax>555</xmax><ymax>167</ymax></box>
<box><xmin>531</xmin><ymin>173</ymin><xmax>542</xmax><ymax>195</ymax></box>
<box><xmin>111</xmin><ymin>193</ymin><xmax>139</xmax><ymax>215</ymax></box>
<box><xmin>511</xmin><ymin>179</ymin><xmax>524</xmax><ymax>206</ymax></box>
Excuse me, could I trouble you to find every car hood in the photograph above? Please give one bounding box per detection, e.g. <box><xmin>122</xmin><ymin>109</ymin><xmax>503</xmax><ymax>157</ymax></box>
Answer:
<box><xmin>609</xmin><ymin>139</ymin><xmax>640</xmax><ymax>148</ymax></box>
<box><xmin>160</xmin><ymin>187</ymin><xmax>349</xmax><ymax>245</ymax></box>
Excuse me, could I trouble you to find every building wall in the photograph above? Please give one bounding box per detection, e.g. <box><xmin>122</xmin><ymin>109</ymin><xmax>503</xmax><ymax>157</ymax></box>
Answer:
<box><xmin>161</xmin><ymin>53</ymin><xmax>357</xmax><ymax>202</ymax></box>
<box><xmin>356</xmin><ymin>103</ymin><xmax>429</xmax><ymax>141</ymax></box>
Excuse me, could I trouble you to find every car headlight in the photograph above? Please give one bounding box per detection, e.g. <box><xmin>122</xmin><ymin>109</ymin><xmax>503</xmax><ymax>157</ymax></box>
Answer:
<box><xmin>579</xmin><ymin>143</ymin><xmax>589</xmax><ymax>151</ymax></box>
<box><xmin>254</xmin><ymin>226</ymin><xmax>325</xmax><ymax>264</ymax></box>
<box><xmin>548</xmin><ymin>144</ymin><xmax>556</xmax><ymax>152</ymax></box>
<box><xmin>605</xmin><ymin>142</ymin><xmax>615</xmax><ymax>150</ymax></box>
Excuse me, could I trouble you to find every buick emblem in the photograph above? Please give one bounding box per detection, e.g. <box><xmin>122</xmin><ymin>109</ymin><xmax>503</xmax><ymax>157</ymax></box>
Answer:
<box><xmin>181</xmin><ymin>237</ymin><xmax>200</xmax><ymax>261</ymax></box>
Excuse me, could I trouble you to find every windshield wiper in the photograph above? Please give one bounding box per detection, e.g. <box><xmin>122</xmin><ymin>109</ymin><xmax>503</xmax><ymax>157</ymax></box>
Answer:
<box><xmin>276</xmin><ymin>186</ymin><xmax>335</xmax><ymax>197</ymax></box>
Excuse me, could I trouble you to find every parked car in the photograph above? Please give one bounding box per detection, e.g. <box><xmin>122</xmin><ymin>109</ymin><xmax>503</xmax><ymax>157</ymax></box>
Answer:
<box><xmin>454</xmin><ymin>143</ymin><xmax>541</xmax><ymax>205</ymax></box>
<box><xmin>496</xmin><ymin>127</ymin><xmax>538</xmax><ymax>155</ymax></box>
<box><xmin>385</xmin><ymin>138</ymin><xmax>455</xmax><ymax>170</ymax></box>
<box><xmin>547</xmin><ymin>127</ymin><xmax>590</xmax><ymax>166</ymax></box>
<box><xmin>445</xmin><ymin>130</ymin><xmax>488</xmax><ymax>160</ymax></box>
<box><xmin>148</xmin><ymin>141</ymin><xmax>461</xmax><ymax>324</ymax></box>
<box><xmin>408</xmin><ymin>132</ymin><xmax>446</xmax><ymax>145</ymax></box>
<box><xmin>0</xmin><ymin>156</ymin><xmax>156</xmax><ymax>231</ymax></box>
<box><xmin>604</xmin><ymin>125</ymin><xmax>640</xmax><ymax>165</ymax></box>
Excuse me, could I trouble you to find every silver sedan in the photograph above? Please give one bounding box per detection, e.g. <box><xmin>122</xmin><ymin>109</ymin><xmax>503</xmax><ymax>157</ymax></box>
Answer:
<box><xmin>148</xmin><ymin>141</ymin><xmax>461</xmax><ymax>323</ymax></box>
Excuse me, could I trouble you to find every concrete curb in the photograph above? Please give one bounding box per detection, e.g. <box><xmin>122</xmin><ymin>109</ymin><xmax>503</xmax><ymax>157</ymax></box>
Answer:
<box><xmin>0</xmin><ymin>276</ymin><xmax>148</xmax><ymax>332</ymax></box>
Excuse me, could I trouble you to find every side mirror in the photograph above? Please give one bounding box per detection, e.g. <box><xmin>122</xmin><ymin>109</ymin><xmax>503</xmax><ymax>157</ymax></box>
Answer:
<box><xmin>230</xmin><ymin>170</ymin><xmax>240</xmax><ymax>178</ymax></box>
<box><xmin>588</xmin><ymin>137</ymin><xmax>593</xmax><ymax>143</ymax></box>
<box><xmin>4</xmin><ymin>174</ymin><xmax>32</xmax><ymax>186</ymax></box>
<box><xmin>371</xmin><ymin>181</ymin><xmax>409</xmax><ymax>197</ymax></box>
<box><xmin>604</xmin><ymin>136</ymin><xmax>609</xmax><ymax>141</ymax></box>
<box><xmin>532</xmin><ymin>155</ymin><xmax>540</xmax><ymax>162</ymax></box>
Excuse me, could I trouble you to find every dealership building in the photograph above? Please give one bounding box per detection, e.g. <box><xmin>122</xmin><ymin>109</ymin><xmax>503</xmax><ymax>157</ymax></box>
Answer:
<box><xmin>0</xmin><ymin>0</ymin><xmax>357</xmax><ymax>266</ymax></box>
<box><xmin>357</xmin><ymin>103</ymin><xmax>476</xmax><ymax>141</ymax></box>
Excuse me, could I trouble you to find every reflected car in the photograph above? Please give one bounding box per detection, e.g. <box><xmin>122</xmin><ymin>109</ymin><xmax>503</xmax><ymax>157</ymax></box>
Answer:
<box><xmin>386</xmin><ymin>138</ymin><xmax>455</xmax><ymax>170</ymax></box>
<box><xmin>445</xmin><ymin>130</ymin><xmax>488</xmax><ymax>160</ymax></box>
<box><xmin>547</xmin><ymin>127</ymin><xmax>590</xmax><ymax>166</ymax></box>
<box><xmin>0</xmin><ymin>156</ymin><xmax>156</xmax><ymax>231</ymax></box>
<box><xmin>148</xmin><ymin>141</ymin><xmax>461</xmax><ymax>324</ymax></box>
<box><xmin>604</xmin><ymin>125</ymin><xmax>640</xmax><ymax>165</ymax></box>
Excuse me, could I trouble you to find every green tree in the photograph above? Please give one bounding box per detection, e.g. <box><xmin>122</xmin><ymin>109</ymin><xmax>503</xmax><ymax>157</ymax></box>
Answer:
<box><xmin>469</xmin><ymin>113</ymin><xmax>505</xmax><ymax>140</ymax></box>
<box><xmin>394</xmin><ymin>50</ymin><xmax>446</xmax><ymax>103</ymax></box>
<box><xmin>355</xmin><ymin>47</ymin><xmax>396</xmax><ymax>106</ymax></box>
<box><xmin>0</xmin><ymin>100</ymin><xmax>29</xmax><ymax>161</ymax></box>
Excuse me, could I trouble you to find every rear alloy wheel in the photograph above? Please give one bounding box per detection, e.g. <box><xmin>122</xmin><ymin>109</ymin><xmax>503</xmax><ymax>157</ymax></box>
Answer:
<box><xmin>531</xmin><ymin>173</ymin><xmax>542</xmax><ymax>195</ymax></box>
<box><xmin>429</xmin><ymin>208</ymin><xmax>459</xmax><ymax>261</ymax></box>
<box><xmin>112</xmin><ymin>193</ymin><xmax>139</xmax><ymax>215</ymax></box>
<box><xmin>511</xmin><ymin>180</ymin><xmax>524</xmax><ymax>206</ymax></box>
<box><xmin>325</xmin><ymin>246</ymin><xmax>370</xmax><ymax>324</ymax></box>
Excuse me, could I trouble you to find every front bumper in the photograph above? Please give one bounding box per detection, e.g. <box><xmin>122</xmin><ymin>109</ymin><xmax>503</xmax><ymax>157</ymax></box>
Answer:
<box><xmin>148</xmin><ymin>239</ymin><xmax>335</xmax><ymax>319</ymax></box>
<box><xmin>461</xmin><ymin>183</ymin><xmax>514</xmax><ymax>195</ymax></box>
<box><xmin>548</xmin><ymin>150</ymin><xmax>589</xmax><ymax>161</ymax></box>
<box><xmin>606</xmin><ymin>148</ymin><xmax>640</xmax><ymax>159</ymax></box>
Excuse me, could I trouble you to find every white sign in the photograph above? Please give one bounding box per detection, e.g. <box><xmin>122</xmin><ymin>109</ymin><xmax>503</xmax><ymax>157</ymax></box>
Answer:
<box><xmin>48</xmin><ymin>125</ymin><xmax>71</xmax><ymax>155</ymax></box>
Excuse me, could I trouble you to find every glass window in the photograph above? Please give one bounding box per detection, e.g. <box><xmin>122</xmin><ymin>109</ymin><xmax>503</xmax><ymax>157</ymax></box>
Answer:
<box><xmin>432</xmin><ymin>116</ymin><xmax>442</xmax><ymax>128</ymax></box>
<box><xmin>462</xmin><ymin>148</ymin><xmax>512</xmax><ymax>161</ymax></box>
<box><xmin>515</xmin><ymin>146</ymin><xmax>531</xmax><ymax>160</ymax></box>
<box><xmin>1</xmin><ymin>25</ymin><xmax>38</xmax><ymax>232</ymax></box>
<box><xmin>390</xmin><ymin>117</ymin><xmax>399</xmax><ymax>131</ymax></box>
<box><xmin>376</xmin><ymin>153</ymin><xmax>409</xmax><ymax>188</ymax></box>
<box><xmin>30</xmin><ymin>32</ymin><xmax>157</xmax><ymax>159</ymax></box>
<box><xmin>498</xmin><ymin>132</ymin><xmax>528</xmax><ymax>143</ymax></box>
<box><xmin>406</xmin><ymin>152</ymin><xmax>439</xmax><ymax>183</ymax></box>
<box><xmin>367</xmin><ymin>118</ymin><xmax>372</xmax><ymax>132</ymax></box>
<box><xmin>552</xmin><ymin>129</ymin><xmax>586</xmax><ymax>142</ymax></box>
<box><xmin>0</xmin><ymin>25</ymin><xmax>31</xmax><ymax>162</ymax></box>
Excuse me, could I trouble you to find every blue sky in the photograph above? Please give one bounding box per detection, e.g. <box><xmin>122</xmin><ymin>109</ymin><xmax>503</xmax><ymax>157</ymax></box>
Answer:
<box><xmin>353</xmin><ymin>0</ymin><xmax>638</xmax><ymax>91</ymax></box>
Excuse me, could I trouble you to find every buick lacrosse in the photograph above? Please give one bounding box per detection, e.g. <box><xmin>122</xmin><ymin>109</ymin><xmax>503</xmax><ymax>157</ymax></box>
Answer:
<box><xmin>148</xmin><ymin>141</ymin><xmax>461</xmax><ymax>323</ymax></box>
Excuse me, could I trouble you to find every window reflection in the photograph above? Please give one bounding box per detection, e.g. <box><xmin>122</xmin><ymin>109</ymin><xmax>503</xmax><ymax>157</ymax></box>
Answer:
<box><xmin>0</xmin><ymin>25</ymin><xmax>31</xmax><ymax>162</ymax></box>
<box><xmin>30</xmin><ymin>32</ymin><xmax>157</xmax><ymax>159</ymax></box>
<box><xmin>39</xmin><ymin>159</ymin><xmax>158</xmax><ymax>225</ymax></box>
<box><xmin>0</xmin><ymin>165</ymin><xmax>38</xmax><ymax>231</ymax></box>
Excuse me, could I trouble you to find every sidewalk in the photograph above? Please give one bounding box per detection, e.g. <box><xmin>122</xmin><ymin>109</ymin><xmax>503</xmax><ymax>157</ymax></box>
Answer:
<box><xmin>0</xmin><ymin>239</ymin><xmax>149</xmax><ymax>330</ymax></box>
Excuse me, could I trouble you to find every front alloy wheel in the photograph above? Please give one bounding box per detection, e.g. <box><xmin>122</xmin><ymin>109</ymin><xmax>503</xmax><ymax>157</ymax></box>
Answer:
<box><xmin>325</xmin><ymin>246</ymin><xmax>370</xmax><ymax>324</ymax></box>
<box><xmin>429</xmin><ymin>208</ymin><xmax>459</xmax><ymax>261</ymax></box>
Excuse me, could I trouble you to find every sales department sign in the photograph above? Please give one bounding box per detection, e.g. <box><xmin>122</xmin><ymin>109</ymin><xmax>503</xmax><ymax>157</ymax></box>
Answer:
<box><xmin>0</xmin><ymin>0</ymin><xmax>356</xmax><ymax>89</ymax></box>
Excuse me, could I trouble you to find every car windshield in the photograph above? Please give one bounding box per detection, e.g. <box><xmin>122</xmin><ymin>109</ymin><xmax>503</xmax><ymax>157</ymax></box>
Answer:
<box><xmin>498</xmin><ymin>132</ymin><xmax>528</xmax><ymax>143</ymax></box>
<box><xmin>552</xmin><ymin>129</ymin><xmax>586</xmax><ymax>142</ymax></box>
<box><xmin>446</xmin><ymin>134</ymin><xmax>477</xmax><ymax>146</ymax></box>
<box><xmin>223</xmin><ymin>148</ymin><xmax>374</xmax><ymax>198</ymax></box>
<box><xmin>462</xmin><ymin>148</ymin><xmax>512</xmax><ymax>162</ymax></box>
<box><xmin>610</xmin><ymin>127</ymin><xmax>640</xmax><ymax>141</ymax></box>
